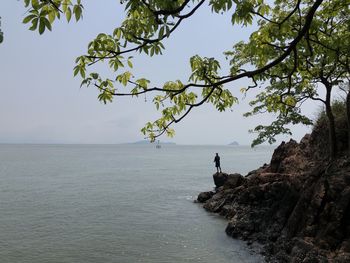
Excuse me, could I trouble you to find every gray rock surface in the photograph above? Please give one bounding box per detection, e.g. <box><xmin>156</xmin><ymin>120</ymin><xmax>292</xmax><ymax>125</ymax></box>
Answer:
<box><xmin>198</xmin><ymin>135</ymin><xmax>350</xmax><ymax>262</ymax></box>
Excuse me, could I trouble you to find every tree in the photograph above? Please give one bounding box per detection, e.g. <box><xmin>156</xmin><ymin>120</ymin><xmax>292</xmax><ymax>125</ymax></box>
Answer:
<box><xmin>340</xmin><ymin>82</ymin><xmax>350</xmax><ymax>154</ymax></box>
<box><xmin>21</xmin><ymin>0</ymin><xmax>348</xmax><ymax>152</ymax></box>
<box><xmin>347</xmin><ymin>86</ymin><xmax>350</xmax><ymax>154</ymax></box>
<box><xmin>236</xmin><ymin>0</ymin><xmax>350</xmax><ymax>158</ymax></box>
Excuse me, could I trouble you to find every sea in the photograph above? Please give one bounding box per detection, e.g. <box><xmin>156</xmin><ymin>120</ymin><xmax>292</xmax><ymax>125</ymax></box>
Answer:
<box><xmin>0</xmin><ymin>144</ymin><xmax>274</xmax><ymax>263</ymax></box>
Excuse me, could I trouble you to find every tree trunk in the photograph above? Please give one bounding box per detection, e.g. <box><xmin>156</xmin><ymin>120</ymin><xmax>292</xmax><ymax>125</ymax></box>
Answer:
<box><xmin>324</xmin><ymin>83</ymin><xmax>337</xmax><ymax>159</ymax></box>
<box><xmin>347</xmin><ymin>91</ymin><xmax>350</xmax><ymax>154</ymax></box>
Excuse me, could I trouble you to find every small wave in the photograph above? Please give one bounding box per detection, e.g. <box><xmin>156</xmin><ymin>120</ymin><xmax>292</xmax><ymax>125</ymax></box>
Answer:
<box><xmin>177</xmin><ymin>195</ymin><xmax>195</xmax><ymax>201</ymax></box>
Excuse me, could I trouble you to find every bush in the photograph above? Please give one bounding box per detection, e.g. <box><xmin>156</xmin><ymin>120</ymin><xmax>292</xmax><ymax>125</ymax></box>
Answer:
<box><xmin>312</xmin><ymin>100</ymin><xmax>348</xmax><ymax>158</ymax></box>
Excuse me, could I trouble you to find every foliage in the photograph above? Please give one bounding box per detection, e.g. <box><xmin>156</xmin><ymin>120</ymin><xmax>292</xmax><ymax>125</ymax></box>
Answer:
<box><xmin>229</xmin><ymin>0</ymin><xmax>350</xmax><ymax>146</ymax></box>
<box><xmin>314</xmin><ymin>100</ymin><xmax>349</xmax><ymax>154</ymax></box>
<box><xmin>21</xmin><ymin>0</ymin><xmax>349</xmax><ymax>145</ymax></box>
<box><xmin>23</xmin><ymin>0</ymin><xmax>83</xmax><ymax>34</ymax></box>
<box><xmin>315</xmin><ymin>101</ymin><xmax>346</xmax><ymax>128</ymax></box>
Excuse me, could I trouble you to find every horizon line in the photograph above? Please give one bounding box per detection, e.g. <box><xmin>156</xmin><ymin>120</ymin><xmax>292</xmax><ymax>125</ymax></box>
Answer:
<box><xmin>0</xmin><ymin>142</ymin><xmax>276</xmax><ymax>147</ymax></box>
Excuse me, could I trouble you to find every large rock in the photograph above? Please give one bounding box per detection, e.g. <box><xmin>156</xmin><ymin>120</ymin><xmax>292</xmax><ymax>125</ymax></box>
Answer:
<box><xmin>224</xmin><ymin>173</ymin><xmax>245</xmax><ymax>189</ymax></box>
<box><xmin>269</xmin><ymin>138</ymin><xmax>313</xmax><ymax>174</ymax></box>
<box><xmin>198</xmin><ymin>139</ymin><xmax>350</xmax><ymax>262</ymax></box>
<box><xmin>197</xmin><ymin>191</ymin><xmax>214</xmax><ymax>203</ymax></box>
<box><xmin>213</xmin><ymin>172</ymin><xmax>228</xmax><ymax>187</ymax></box>
<box><xmin>212</xmin><ymin>172</ymin><xmax>245</xmax><ymax>189</ymax></box>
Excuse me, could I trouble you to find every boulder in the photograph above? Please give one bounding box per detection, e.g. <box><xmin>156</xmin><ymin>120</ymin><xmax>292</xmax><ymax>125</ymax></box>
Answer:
<box><xmin>199</xmin><ymin>133</ymin><xmax>350</xmax><ymax>262</ymax></box>
<box><xmin>224</xmin><ymin>173</ymin><xmax>245</xmax><ymax>189</ymax></box>
<box><xmin>213</xmin><ymin>172</ymin><xmax>228</xmax><ymax>187</ymax></box>
<box><xmin>197</xmin><ymin>191</ymin><xmax>214</xmax><ymax>203</ymax></box>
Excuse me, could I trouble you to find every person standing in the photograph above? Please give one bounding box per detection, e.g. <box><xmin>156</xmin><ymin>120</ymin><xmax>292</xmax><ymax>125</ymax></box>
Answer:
<box><xmin>214</xmin><ymin>153</ymin><xmax>222</xmax><ymax>173</ymax></box>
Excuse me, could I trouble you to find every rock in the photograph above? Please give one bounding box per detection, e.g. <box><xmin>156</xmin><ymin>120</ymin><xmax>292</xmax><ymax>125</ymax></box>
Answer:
<box><xmin>203</xmin><ymin>189</ymin><xmax>233</xmax><ymax>212</ymax></box>
<box><xmin>213</xmin><ymin>172</ymin><xmax>228</xmax><ymax>187</ymax></box>
<box><xmin>197</xmin><ymin>191</ymin><xmax>214</xmax><ymax>203</ymax></box>
<box><xmin>334</xmin><ymin>253</ymin><xmax>350</xmax><ymax>262</ymax></box>
<box><xmin>223</xmin><ymin>173</ymin><xmax>245</xmax><ymax>189</ymax></box>
<box><xmin>246</xmin><ymin>163</ymin><xmax>269</xmax><ymax>177</ymax></box>
<box><xmin>198</xmin><ymin>133</ymin><xmax>350</xmax><ymax>262</ymax></box>
<box><xmin>339</xmin><ymin>240</ymin><xmax>350</xmax><ymax>253</ymax></box>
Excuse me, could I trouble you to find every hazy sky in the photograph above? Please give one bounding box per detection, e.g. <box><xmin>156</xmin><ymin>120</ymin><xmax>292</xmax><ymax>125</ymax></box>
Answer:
<box><xmin>0</xmin><ymin>1</ymin><xmax>321</xmax><ymax>145</ymax></box>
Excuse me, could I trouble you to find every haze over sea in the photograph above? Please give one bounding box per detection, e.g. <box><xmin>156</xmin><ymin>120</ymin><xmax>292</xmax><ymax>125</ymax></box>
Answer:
<box><xmin>0</xmin><ymin>144</ymin><xmax>274</xmax><ymax>263</ymax></box>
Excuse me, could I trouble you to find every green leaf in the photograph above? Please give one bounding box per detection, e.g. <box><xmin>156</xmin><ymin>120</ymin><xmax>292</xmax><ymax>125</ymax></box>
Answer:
<box><xmin>74</xmin><ymin>5</ymin><xmax>82</xmax><ymax>21</ymax></box>
<box><xmin>80</xmin><ymin>67</ymin><xmax>86</xmax><ymax>78</ymax></box>
<box><xmin>73</xmin><ymin>66</ymin><xmax>80</xmax><ymax>76</ymax></box>
<box><xmin>23</xmin><ymin>15</ymin><xmax>36</xmax><ymax>24</ymax></box>
<box><xmin>91</xmin><ymin>73</ymin><xmax>99</xmax><ymax>79</ymax></box>
<box><xmin>48</xmin><ymin>10</ymin><xmax>56</xmax><ymax>23</ymax></box>
<box><xmin>32</xmin><ymin>0</ymin><xmax>40</xmax><ymax>9</ymax></box>
<box><xmin>158</xmin><ymin>26</ymin><xmax>164</xmax><ymax>39</ymax></box>
<box><xmin>38</xmin><ymin>18</ymin><xmax>45</xmax><ymax>34</ymax></box>
<box><xmin>115</xmin><ymin>28</ymin><xmax>122</xmax><ymax>40</ymax></box>
<box><xmin>29</xmin><ymin>18</ymin><xmax>38</xmax><ymax>31</ymax></box>
<box><xmin>43</xmin><ymin>18</ymin><xmax>52</xmax><ymax>31</ymax></box>
<box><xmin>66</xmin><ymin>7</ymin><xmax>72</xmax><ymax>22</ymax></box>
<box><xmin>127</xmin><ymin>59</ymin><xmax>133</xmax><ymax>68</ymax></box>
<box><xmin>165</xmin><ymin>25</ymin><xmax>170</xmax><ymax>37</ymax></box>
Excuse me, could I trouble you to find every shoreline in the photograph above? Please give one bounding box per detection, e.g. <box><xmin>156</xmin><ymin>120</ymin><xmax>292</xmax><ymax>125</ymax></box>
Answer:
<box><xmin>197</xmin><ymin>135</ymin><xmax>350</xmax><ymax>262</ymax></box>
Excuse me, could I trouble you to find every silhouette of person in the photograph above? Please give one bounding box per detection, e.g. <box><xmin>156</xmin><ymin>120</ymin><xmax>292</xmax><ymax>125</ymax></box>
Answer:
<box><xmin>214</xmin><ymin>153</ymin><xmax>222</xmax><ymax>173</ymax></box>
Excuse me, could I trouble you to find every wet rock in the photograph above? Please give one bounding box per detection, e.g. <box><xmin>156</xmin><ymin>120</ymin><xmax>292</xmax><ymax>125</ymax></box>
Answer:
<box><xmin>197</xmin><ymin>191</ymin><xmax>214</xmax><ymax>203</ymax></box>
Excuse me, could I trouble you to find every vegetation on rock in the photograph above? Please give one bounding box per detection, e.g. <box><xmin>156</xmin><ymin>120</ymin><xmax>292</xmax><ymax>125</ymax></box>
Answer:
<box><xmin>314</xmin><ymin>100</ymin><xmax>349</xmax><ymax>159</ymax></box>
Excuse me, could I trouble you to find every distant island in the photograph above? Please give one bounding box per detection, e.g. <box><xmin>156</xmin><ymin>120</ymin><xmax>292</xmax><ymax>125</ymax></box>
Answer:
<box><xmin>228</xmin><ymin>141</ymin><xmax>239</xmax><ymax>146</ymax></box>
<box><xmin>130</xmin><ymin>140</ymin><xmax>176</xmax><ymax>145</ymax></box>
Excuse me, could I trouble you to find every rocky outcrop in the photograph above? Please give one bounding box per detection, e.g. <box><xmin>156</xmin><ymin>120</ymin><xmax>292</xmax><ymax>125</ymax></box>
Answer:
<box><xmin>197</xmin><ymin>191</ymin><xmax>214</xmax><ymax>203</ymax></box>
<box><xmin>198</xmin><ymin>135</ymin><xmax>350</xmax><ymax>262</ymax></box>
<box><xmin>212</xmin><ymin>172</ymin><xmax>246</xmax><ymax>189</ymax></box>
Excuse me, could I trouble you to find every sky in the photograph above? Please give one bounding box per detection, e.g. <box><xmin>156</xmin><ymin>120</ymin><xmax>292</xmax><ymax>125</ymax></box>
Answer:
<box><xmin>0</xmin><ymin>0</ymin><xmax>321</xmax><ymax>145</ymax></box>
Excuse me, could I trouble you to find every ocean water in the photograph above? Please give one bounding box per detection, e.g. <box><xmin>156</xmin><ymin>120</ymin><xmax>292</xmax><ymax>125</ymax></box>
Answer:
<box><xmin>0</xmin><ymin>144</ymin><xmax>274</xmax><ymax>263</ymax></box>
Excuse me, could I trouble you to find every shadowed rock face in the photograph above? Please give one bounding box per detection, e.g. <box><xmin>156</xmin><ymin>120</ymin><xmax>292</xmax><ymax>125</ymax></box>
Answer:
<box><xmin>212</xmin><ymin>173</ymin><xmax>245</xmax><ymax>189</ymax></box>
<box><xmin>213</xmin><ymin>172</ymin><xmax>228</xmax><ymax>188</ymax></box>
<box><xmin>198</xmin><ymin>135</ymin><xmax>350</xmax><ymax>262</ymax></box>
<box><xmin>197</xmin><ymin>191</ymin><xmax>214</xmax><ymax>203</ymax></box>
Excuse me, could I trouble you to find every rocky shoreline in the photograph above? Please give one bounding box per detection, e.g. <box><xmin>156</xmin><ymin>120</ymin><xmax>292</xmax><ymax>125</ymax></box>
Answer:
<box><xmin>197</xmin><ymin>135</ymin><xmax>350</xmax><ymax>262</ymax></box>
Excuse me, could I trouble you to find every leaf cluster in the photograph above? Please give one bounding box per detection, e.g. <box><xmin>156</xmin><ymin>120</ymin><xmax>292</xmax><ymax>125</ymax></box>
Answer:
<box><xmin>23</xmin><ymin>0</ymin><xmax>83</xmax><ymax>34</ymax></box>
<box><xmin>227</xmin><ymin>0</ymin><xmax>350</xmax><ymax>145</ymax></box>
